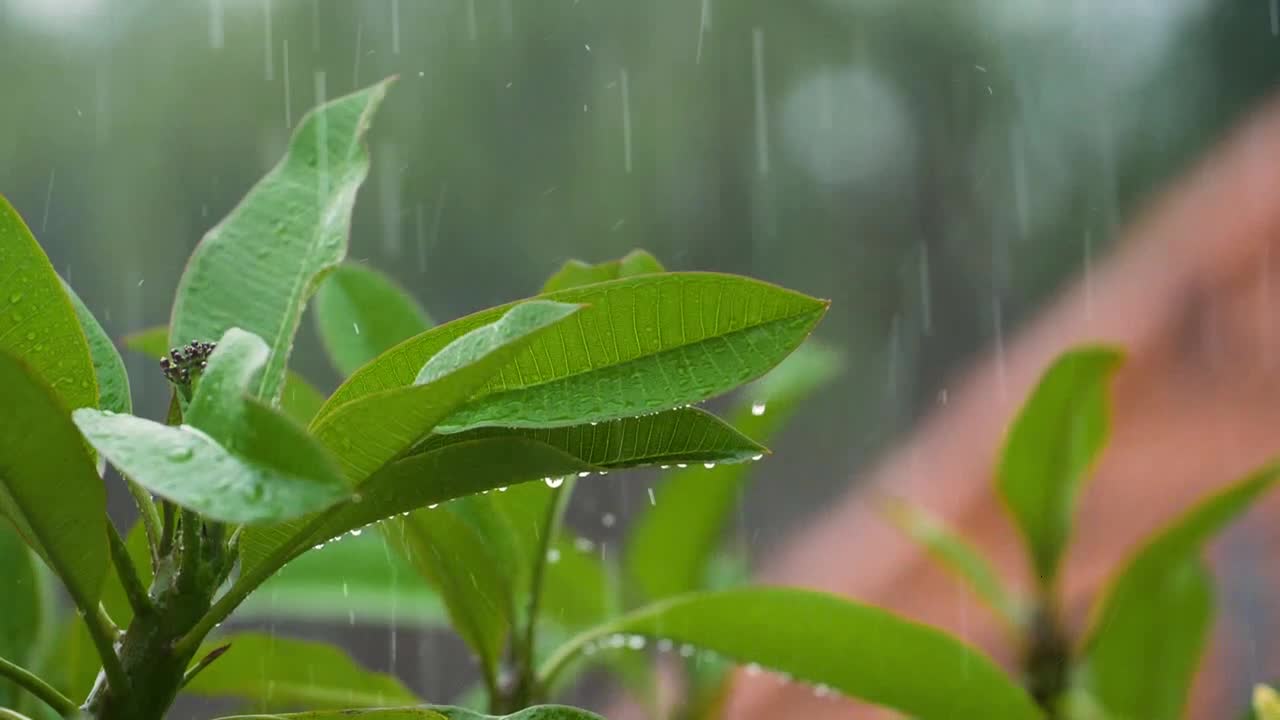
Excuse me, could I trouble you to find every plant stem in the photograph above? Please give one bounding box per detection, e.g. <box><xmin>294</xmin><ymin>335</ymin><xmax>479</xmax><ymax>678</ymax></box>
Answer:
<box><xmin>510</xmin><ymin>478</ymin><xmax>574</xmax><ymax>708</ymax></box>
<box><xmin>0</xmin><ymin>708</ymin><xmax>36</xmax><ymax>720</ymax></box>
<box><xmin>179</xmin><ymin>643</ymin><xmax>230</xmax><ymax>689</ymax></box>
<box><xmin>107</xmin><ymin>521</ymin><xmax>153</xmax><ymax>617</ymax></box>
<box><xmin>178</xmin><ymin>509</ymin><xmax>202</xmax><ymax>593</ymax></box>
<box><xmin>82</xmin><ymin>604</ymin><xmax>132</xmax><ymax>710</ymax></box>
<box><xmin>159</xmin><ymin>500</ymin><xmax>176</xmax><ymax>556</ymax></box>
<box><xmin>0</xmin><ymin>655</ymin><xmax>79</xmax><ymax>717</ymax></box>
<box><xmin>123</xmin><ymin>479</ymin><xmax>163</xmax><ymax>565</ymax></box>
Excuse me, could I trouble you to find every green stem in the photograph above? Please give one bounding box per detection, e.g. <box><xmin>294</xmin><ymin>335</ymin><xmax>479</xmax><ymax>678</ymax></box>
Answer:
<box><xmin>178</xmin><ymin>509</ymin><xmax>202</xmax><ymax>594</ymax></box>
<box><xmin>82</xmin><ymin>604</ymin><xmax>132</xmax><ymax>710</ymax></box>
<box><xmin>0</xmin><ymin>655</ymin><xmax>78</xmax><ymax>717</ymax></box>
<box><xmin>0</xmin><ymin>708</ymin><xmax>36</xmax><ymax>720</ymax></box>
<box><xmin>538</xmin><ymin>608</ymin><xmax>643</xmax><ymax>692</ymax></box>
<box><xmin>107</xmin><ymin>521</ymin><xmax>153</xmax><ymax>617</ymax></box>
<box><xmin>179</xmin><ymin>643</ymin><xmax>230</xmax><ymax>690</ymax></box>
<box><xmin>173</xmin><ymin>509</ymin><xmax>335</xmax><ymax>658</ymax></box>
<box><xmin>123</xmin><ymin>479</ymin><xmax>163</xmax><ymax>565</ymax></box>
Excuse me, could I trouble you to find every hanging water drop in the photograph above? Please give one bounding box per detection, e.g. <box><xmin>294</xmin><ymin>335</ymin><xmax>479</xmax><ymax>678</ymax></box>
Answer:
<box><xmin>704</xmin><ymin>462</ymin><xmax>716</xmax><ymax>469</ymax></box>
<box><xmin>546</xmin><ymin>548</ymin><xmax>561</xmax><ymax>564</ymax></box>
<box><xmin>751</xmin><ymin>401</ymin><xmax>767</xmax><ymax>416</ymax></box>
<box><xmin>545</xmin><ymin>476</ymin><xmax>565</xmax><ymax>488</ymax></box>
<box><xmin>751</xmin><ymin>453</ymin><xmax>764</xmax><ymax>461</ymax></box>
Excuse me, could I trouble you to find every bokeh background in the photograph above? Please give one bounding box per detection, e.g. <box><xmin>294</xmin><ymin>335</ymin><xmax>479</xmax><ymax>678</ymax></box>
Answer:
<box><xmin>3</xmin><ymin>0</ymin><xmax>1280</xmax><ymax>715</ymax></box>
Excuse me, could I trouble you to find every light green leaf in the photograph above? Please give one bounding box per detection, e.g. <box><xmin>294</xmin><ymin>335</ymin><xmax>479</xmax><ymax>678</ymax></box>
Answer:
<box><xmin>61</xmin><ymin>279</ymin><xmax>131</xmax><ymax>414</ymax></box>
<box><xmin>0</xmin><ymin>524</ymin><xmax>41</xmax><ymax>707</ymax></box>
<box><xmin>310</xmin><ymin>300</ymin><xmax>583</xmax><ymax>483</ymax></box>
<box><xmin>1080</xmin><ymin>465</ymin><xmax>1280</xmax><ymax>720</ymax></box>
<box><xmin>1256</xmin><ymin>685</ymin><xmax>1280</xmax><ymax>720</ymax></box>
<box><xmin>540</xmin><ymin>249</ymin><xmax>666</xmax><ymax>293</ymax></box>
<box><xmin>238</xmin><ymin>437</ymin><xmax>595</xmax><ymax>589</ymax></box>
<box><xmin>386</xmin><ymin>508</ymin><xmax>513</xmax><ymax>683</ymax></box>
<box><xmin>881</xmin><ymin>498</ymin><xmax>1025</xmax><ymax>630</ymax></box>
<box><xmin>540</xmin><ymin>535</ymin><xmax>617</xmax><ymax>633</ymax></box>
<box><xmin>411</xmin><ymin>407</ymin><xmax>767</xmax><ymax>469</ymax></box>
<box><xmin>123</xmin><ymin>325</ymin><xmax>324</xmax><ymax>425</ymax></box>
<box><xmin>213</xmin><ymin>706</ymin><xmax>604</xmax><ymax>720</ymax></box>
<box><xmin>314</xmin><ymin>262</ymin><xmax>432</xmax><ymax>377</ymax></box>
<box><xmin>238</xmin><ymin>530</ymin><xmax>446</xmax><ymax>628</ymax></box>
<box><xmin>997</xmin><ymin>346</ymin><xmax>1122</xmax><ymax>583</ymax></box>
<box><xmin>184</xmin><ymin>632</ymin><xmax>419</xmax><ymax>710</ymax></box>
<box><xmin>74</xmin><ymin>407</ymin><xmax>350</xmax><ymax>524</ymax></box>
<box><xmin>0</xmin><ymin>350</ymin><xmax>107</xmax><ymax>613</ymax></box>
<box><xmin>185</xmin><ymin>327</ymin><xmax>272</xmax><ymax>441</ymax></box>
<box><xmin>0</xmin><ymin>195</ymin><xmax>97</xmax><ymax>410</ymax></box>
<box><xmin>169</xmin><ymin>78</ymin><xmax>393</xmax><ymax>404</ymax></box>
<box><xmin>317</xmin><ymin>274</ymin><xmax>828</xmax><ymax>433</ymax></box>
<box><xmin>541</xmin><ymin>588</ymin><xmax>1043</xmax><ymax>720</ymax></box>
<box><xmin>625</xmin><ymin>340</ymin><xmax>841</xmax><ymax>602</ymax></box>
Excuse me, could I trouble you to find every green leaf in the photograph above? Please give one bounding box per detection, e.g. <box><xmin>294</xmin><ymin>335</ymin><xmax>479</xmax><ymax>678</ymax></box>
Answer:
<box><xmin>0</xmin><ymin>524</ymin><xmax>41</xmax><ymax>707</ymax></box>
<box><xmin>411</xmin><ymin>407</ymin><xmax>767</xmax><ymax>469</ymax></box>
<box><xmin>386</xmin><ymin>508</ymin><xmax>513</xmax><ymax>682</ymax></box>
<box><xmin>541</xmin><ymin>588</ymin><xmax>1043</xmax><ymax>720</ymax></box>
<box><xmin>314</xmin><ymin>262</ymin><xmax>432</xmax><ymax>377</ymax></box>
<box><xmin>184</xmin><ymin>632</ymin><xmax>419</xmax><ymax>710</ymax></box>
<box><xmin>625</xmin><ymin>340</ymin><xmax>841</xmax><ymax>602</ymax></box>
<box><xmin>238</xmin><ymin>437</ymin><xmax>595</xmax><ymax>593</ymax></box>
<box><xmin>1080</xmin><ymin>465</ymin><xmax>1280</xmax><ymax>720</ymax></box>
<box><xmin>75</xmin><ymin>331</ymin><xmax>350</xmax><ymax>524</ymax></box>
<box><xmin>212</xmin><ymin>706</ymin><xmax>604</xmax><ymax>720</ymax></box>
<box><xmin>540</xmin><ymin>534</ymin><xmax>617</xmax><ymax>633</ymax></box>
<box><xmin>1256</xmin><ymin>685</ymin><xmax>1280</xmax><ymax>720</ymax></box>
<box><xmin>0</xmin><ymin>349</ymin><xmax>107</xmax><ymax>612</ymax></box>
<box><xmin>317</xmin><ymin>274</ymin><xmax>828</xmax><ymax>433</ymax></box>
<box><xmin>123</xmin><ymin>325</ymin><xmax>325</xmax><ymax>425</ymax></box>
<box><xmin>540</xmin><ymin>249</ymin><xmax>666</xmax><ymax>293</ymax></box>
<box><xmin>881</xmin><ymin>498</ymin><xmax>1025</xmax><ymax>630</ymax></box>
<box><xmin>61</xmin><ymin>279</ymin><xmax>131</xmax><ymax>413</ymax></box>
<box><xmin>0</xmin><ymin>195</ymin><xmax>97</xmax><ymax>410</ymax></box>
<box><xmin>310</xmin><ymin>300</ymin><xmax>583</xmax><ymax>483</ymax></box>
<box><xmin>997</xmin><ymin>346</ymin><xmax>1122</xmax><ymax>583</ymax></box>
<box><xmin>238</xmin><ymin>530</ymin><xmax>446</xmax><ymax>628</ymax></box>
<box><xmin>169</xmin><ymin>78</ymin><xmax>393</xmax><ymax>404</ymax></box>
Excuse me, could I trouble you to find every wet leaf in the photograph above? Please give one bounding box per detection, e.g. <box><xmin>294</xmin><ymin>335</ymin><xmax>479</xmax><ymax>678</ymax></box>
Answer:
<box><xmin>238</xmin><ymin>530</ymin><xmax>446</xmax><ymax>628</ymax></box>
<box><xmin>61</xmin><ymin>278</ymin><xmax>131</xmax><ymax>414</ymax></box>
<box><xmin>541</xmin><ymin>588</ymin><xmax>1043</xmax><ymax>720</ymax></box>
<box><xmin>625</xmin><ymin>340</ymin><xmax>841</xmax><ymax>601</ymax></box>
<box><xmin>1080</xmin><ymin>465</ymin><xmax>1280</xmax><ymax>720</ymax></box>
<box><xmin>386</xmin><ymin>507</ymin><xmax>513</xmax><ymax>683</ymax></box>
<box><xmin>185</xmin><ymin>632</ymin><xmax>419</xmax><ymax>710</ymax></box>
<box><xmin>317</xmin><ymin>273</ymin><xmax>828</xmax><ymax>433</ymax></box>
<box><xmin>540</xmin><ymin>248</ymin><xmax>666</xmax><ymax>293</ymax></box>
<box><xmin>0</xmin><ymin>524</ymin><xmax>41</xmax><ymax>707</ymax></box>
<box><xmin>881</xmin><ymin>498</ymin><xmax>1024</xmax><ymax>630</ymax></box>
<box><xmin>169</xmin><ymin>78</ymin><xmax>393</xmax><ymax>404</ymax></box>
<box><xmin>124</xmin><ymin>325</ymin><xmax>324</xmax><ymax>425</ymax></box>
<box><xmin>0</xmin><ymin>195</ymin><xmax>97</xmax><ymax>410</ymax></box>
<box><xmin>310</xmin><ymin>300</ymin><xmax>583</xmax><ymax>483</ymax></box>
<box><xmin>74</xmin><ymin>330</ymin><xmax>350</xmax><ymax>524</ymax></box>
<box><xmin>0</xmin><ymin>349</ymin><xmax>107</xmax><ymax>613</ymax></box>
<box><xmin>997</xmin><ymin>346</ymin><xmax>1122</xmax><ymax>583</ymax></box>
<box><xmin>314</xmin><ymin>262</ymin><xmax>432</xmax><ymax>377</ymax></box>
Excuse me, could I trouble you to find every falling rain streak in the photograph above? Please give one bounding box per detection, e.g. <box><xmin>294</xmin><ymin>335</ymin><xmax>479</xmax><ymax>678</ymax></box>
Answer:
<box><xmin>282</xmin><ymin>39</ymin><xmax>293</xmax><ymax>127</ymax></box>
<box><xmin>696</xmin><ymin>0</ymin><xmax>711</xmax><ymax>64</ymax></box>
<box><xmin>263</xmin><ymin>0</ymin><xmax>274</xmax><ymax>80</ymax></box>
<box><xmin>620</xmin><ymin>68</ymin><xmax>633</xmax><ymax>174</ymax></box>
<box><xmin>752</xmin><ymin>27</ymin><xmax>770</xmax><ymax>175</ymax></box>
<box><xmin>391</xmin><ymin>0</ymin><xmax>401</xmax><ymax>54</ymax></box>
<box><xmin>209</xmin><ymin>0</ymin><xmax>225</xmax><ymax>49</ymax></box>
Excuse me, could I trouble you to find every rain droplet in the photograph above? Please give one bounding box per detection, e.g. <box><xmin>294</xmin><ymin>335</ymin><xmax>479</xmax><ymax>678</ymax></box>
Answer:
<box><xmin>751</xmin><ymin>402</ymin><xmax>767</xmax><ymax>416</ymax></box>
<box><xmin>751</xmin><ymin>454</ymin><xmax>764</xmax><ymax>462</ymax></box>
<box><xmin>577</xmin><ymin>471</ymin><xmax>591</xmax><ymax>478</ymax></box>
<box><xmin>601</xmin><ymin>513</ymin><xmax>616</xmax><ymax>528</ymax></box>
<box><xmin>353</xmin><ymin>322</ymin><xmax>361</xmax><ymax>336</ymax></box>
<box><xmin>167</xmin><ymin>446</ymin><xmax>194</xmax><ymax>462</ymax></box>
<box><xmin>428</xmin><ymin>503</ymin><xmax>439</xmax><ymax>509</ymax></box>
<box><xmin>626</xmin><ymin>635</ymin><xmax>646</xmax><ymax>650</ymax></box>
<box><xmin>574</xmin><ymin>537</ymin><xmax>595</xmax><ymax>552</ymax></box>
<box><xmin>676</xmin><ymin>463</ymin><xmax>688</xmax><ymax>469</ymax></box>
<box><xmin>703</xmin><ymin>462</ymin><xmax>716</xmax><ymax>469</ymax></box>
<box><xmin>350</xmin><ymin>528</ymin><xmax>362</xmax><ymax>536</ymax></box>
<box><xmin>745</xmin><ymin>662</ymin><xmax>763</xmax><ymax>676</ymax></box>
<box><xmin>544</xmin><ymin>477</ymin><xmax>565</xmax><ymax>488</ymax></box>
<box><xmin>8</xmin><ymin>292</ymin><xmax>22</xmax><ymax>303</ymax></box>
<box><xmin>546</xmin><ymin>548</ymin><xmax>561</xmax><ymax>564</ymax></box>
<box><xmin>497</xmin><ymin>486</ymin><xmax>509</xmax><ymax>492</ymax></box>
<box><xmin>313</xmin><ymin>543</ymin><xmax>326</xmax><ymax>550</ymax></box>
<box><xmin>657</xmin><ymin>639</ymin><xmax>674</xmax><ymax>653</ymax></box>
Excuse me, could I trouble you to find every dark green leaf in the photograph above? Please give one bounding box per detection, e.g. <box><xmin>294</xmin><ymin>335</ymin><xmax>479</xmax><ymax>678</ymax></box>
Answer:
<box><xmin>124</xmin><ymin>325</ymin><xmax>324</xmax><ymax>425</ymax></box>
<box><xmin>184</xmin><ymin>632</ymin><xmax>419</xmax><ymax>710</ymax></box>
<box><xmin>238</xmin><ymin>437</ymin><xmax>594</xmax><ymax>588</ymax></box>
<box><xmin>412</xmin><ymin>407</ymin><xmax>767</xmax><ymax>469</ymax></box>
<box><xmin>310</xmin><ymin>300</ymin><xmax>583</xmax><ymax>483</ymax></box>
<box><xmin>317</xmin><ymin>274</ymin><xmax>828</xmax><ymax>433</ymax></box>
<box><xmin>0</xmin><ymin>524</ymin><xmax>41</xmax><ymax>707</ymax></box>
<box><xmin>540</xmin><ymin>249</ymin><xmax>666</xmax><ymax>293</ymax></box>
<box><xmin>169</xmin><ymin>78</ymin><xmax>393</xmax><ymax>403</ymax></box>
<box><xmin>61</xmin><ymin>278</ymin><xmax>131</xmax><ymax>414</ymax></box>
<box><xmin>0</xmin><ymin>349</ymin><xmax>107</xmax><ymax>612</ymax></box>
<box><xmin>314</xmin><ymin>262</ymin><xmax>432</xmax><ymax>377</ymax></box>
<box><xmin>0</xmin><ymin>195</ymin><xmax>97</xmax><ymax>410</ymax></box>
<box><xmin>997</xmin><ymin>346</ymin><xmax>1122</xmax><ymax>583</ymax></box>
<box><xmin>1080</xmin><ymin>465</ymin><xmax>1280</xmax><ymax>720</ymax></box>
<box><xmin>625</xmin><ymin>340</ymin><xmax>841</xmax><ymax>601</ymax></box>
<box><xmin>881</xmin><ymin>498</ymin><xmax>1024</xmax><ymax>630</ymax></box>
<box><xmin>238</xmin><ymin>530</ymin><xmax>446</xmax><ymax>628</ymax></box>
<box><xmin>541</xmin><ymin>588</ymin><xmax>1043</xmax><ymax>720</ymax></box>
<box><xmin>386</xmin><ymin>508</ymin><xmax>513</xmax><ymax>681</ymax></box>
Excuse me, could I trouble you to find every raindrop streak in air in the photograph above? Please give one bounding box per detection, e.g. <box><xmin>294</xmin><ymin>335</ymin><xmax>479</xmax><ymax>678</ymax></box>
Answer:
<box><xmin>752</xmin><ymin>27</ymin><xmax>770</xmax><ymax>176</ymax></box>
<box><xmin>40</xmin><ymin>169</ymin><xmax>55</xmax><ymax>233</ymax></box>
<box><xmin>620</xmin><ymin>68</ymin><xmax>633</xmax><ymax>174</ymax></box>
<box><xmin>696</xmin><ymin>0</ymin><xmax>711</xmax><ymax>64</ymax></box>
<box><xmin>282</xmin><ymin>39</ymin><xmax>293</xmax><ymax>128</ymax></box>
<box><xmin>391</xmin><ymin>0</ymin><xmax>401</xmax><ymax>54</ymax></box>
<box><xmin>263</xmin><ymin>0</ymin><xmax>274</xmax><ymax>81</ymax></box>
<box><xmin>209</xmin><ymin>0</ymin><xmax>224</xmax><ymax>49</ymax></box>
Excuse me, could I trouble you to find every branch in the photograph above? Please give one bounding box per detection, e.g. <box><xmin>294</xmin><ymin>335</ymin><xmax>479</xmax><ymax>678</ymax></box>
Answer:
<box><xmin>0</xmin><ymin>655</ymin><xmax>78</xmax><ymax>717</ymax></box>
<box><xmin>179</xmin><ymin>643</ymin><xmax>231</xmax><ymax>689</ymax></box>
<box><xmin>123</xmin><ymin>478</ymin><xmax>163</xmax><ymax>566</ymax></box>
<box><xmin>82</xmin><ymin>603</ymin><xmax>132</xmax><ymax>711</ymax></box>
<box><xmin>107</xmin><ymin>520</ymin><xmax>153</xmax><ymax>617</ymax></box>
